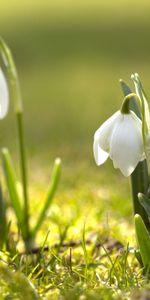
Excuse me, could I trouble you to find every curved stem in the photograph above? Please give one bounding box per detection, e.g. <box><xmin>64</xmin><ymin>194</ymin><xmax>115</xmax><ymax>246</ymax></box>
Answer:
<box><xmin>121</xmin><ymin>93</ymin><xmax>141</xmax><ymax>114</ymax></box>
<box><xmin>16</xmin><ymin>111</ymin><xmax>30</xmax><ymax>239</ymax></box>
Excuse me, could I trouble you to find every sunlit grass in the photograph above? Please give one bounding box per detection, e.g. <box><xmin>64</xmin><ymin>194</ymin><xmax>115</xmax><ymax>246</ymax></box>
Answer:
<box><xmin>0</xmin><ymin>161</ymin><xmax>144</xmax><ymax>299</ymax></box>
<box><xmin>0</xmin><ymin>161</ymin><xmax>139</xmax><ymax>299</ymax></box>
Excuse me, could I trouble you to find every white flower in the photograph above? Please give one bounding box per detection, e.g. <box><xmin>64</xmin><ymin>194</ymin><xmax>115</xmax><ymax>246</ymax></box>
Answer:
<box><xmin>0</xmin><ymin>68</ymin><xmax>9</xmax><ymax>119</ymax></box>
<box><xmin>93</xmin><ymin>110</ymin><xmax>145</xmax><ymax>176</ymax></box>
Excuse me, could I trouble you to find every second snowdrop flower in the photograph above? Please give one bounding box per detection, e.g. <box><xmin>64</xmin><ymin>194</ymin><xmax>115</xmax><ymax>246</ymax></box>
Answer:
<box><xmin>93</xmin><ymin>105</ymin><xmax>144</xmax><ymax>176</ymax></box>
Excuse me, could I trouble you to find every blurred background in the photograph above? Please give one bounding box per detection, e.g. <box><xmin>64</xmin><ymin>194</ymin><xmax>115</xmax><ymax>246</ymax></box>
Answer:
<box><xmin>1</xmin><ymin>0</ymin><xmax>150</xmax><ymax>169</ymax></box>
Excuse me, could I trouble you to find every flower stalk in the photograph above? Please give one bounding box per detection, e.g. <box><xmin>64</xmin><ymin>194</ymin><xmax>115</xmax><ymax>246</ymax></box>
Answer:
<box><xmin>120</xmin><ymin>79</ymin><xmax>150</xmax><ymax>230</ymax></box>
<box><xmin>120</xmin><ymin>93</ymin><xmax>141</xmax><ymax>114</ymax></box>
<box><xmin>16</xmin><ymin>111</ymin><xmax>29</xmax><ymax>238</ymax></box>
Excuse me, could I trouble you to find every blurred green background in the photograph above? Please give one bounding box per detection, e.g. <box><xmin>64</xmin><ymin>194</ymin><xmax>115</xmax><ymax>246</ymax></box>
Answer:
<box><xmin>1</xmin><ymin>0</ymin><xmax>150</xmax><ymax>166</ymax></box>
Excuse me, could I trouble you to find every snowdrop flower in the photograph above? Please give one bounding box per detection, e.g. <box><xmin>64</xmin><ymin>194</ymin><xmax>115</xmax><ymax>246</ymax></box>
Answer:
<box><xmin>0</xmin><ymin>68</ymin><xmax>9</xmax><ymax>119</ymax></box>
<box><xmin>93</xmin><ymin>110</ymin><xmax>145</xmax><ymax>176</ymax></box>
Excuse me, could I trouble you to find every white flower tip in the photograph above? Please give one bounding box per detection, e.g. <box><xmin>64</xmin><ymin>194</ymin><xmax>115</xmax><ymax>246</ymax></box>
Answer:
<box><xmin>2</xmin><ymin>147</ymin><xmax>8</xmax><ymax>155</ymax></box>
<box><xmin>112</xmin><ymin>160</ymin><xmax>135</xmax><ymax>177</ymax></box>
<box><xmin>131</xmin><ymin>72</ymin><xmax>138</xmax><ymax>78</ymax></box>
<box><xmin>0</xmin><ymin>68</ymin><xmax>9</xmax><ymax>119</ymax></box>
<box><xmin>55</xmin><ymin>157</ymin><xmax>61</xmax><ymax>166</ymax></box>
<box><xmin>134</xmin><ymin>72</ymin><xmax>139</xmax><ymax>77</ymax></box>
<box><xmin>93</xmin><ymin>136</ymin><xmax>109</xmax><ymax>166</ymax></box>
<box><xmin>121</xmin><ymin>166</ymin><xmax>135</xmax><ymax>177</ymax></box>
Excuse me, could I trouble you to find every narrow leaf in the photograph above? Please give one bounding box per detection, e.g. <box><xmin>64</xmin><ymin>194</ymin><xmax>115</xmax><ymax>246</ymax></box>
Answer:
<box><xmin>138</xmin><ymin>193</ymin><xmax>150</xmax><ymax>220</ymax></box>
<box><xmin>131</xmin><ymin>73</ymin><xmax>150</xmax><ymax>173</ymax></box>
<box><xmin>2</xmin><ymin>148</ymin><xmax>26</xmax><ymax>238</ymax></box>
<box><xmin>134</xmin><ymin>214</ymin><xmax>150</xmax><ymax>269</ymax></box>
<box><xmin>32</xmin><ymin>158</ymin><xmax>61</xmax><ymax>236</ymax></box>
<box><xmin>0</xmin><ymin>184</ymin><xmax>7</xmax><ymax>247</ymax></box>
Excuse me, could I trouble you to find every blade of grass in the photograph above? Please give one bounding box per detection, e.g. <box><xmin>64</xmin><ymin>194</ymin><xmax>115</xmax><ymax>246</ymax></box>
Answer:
<box><xmin>135</xmin><ymin>214</ymin><xmax>150</xmax><ymax>270</ymax></box>
<box><xmin>48</xmin><ymin>224</ymin><xmax>69</xmax><ymax>268</ymax></box>
<box><xmin>138</xmin><ymin>193</ymin><xmax>150</xmax><ymax>220</ymax></box>
<box><xmin>16</xmin><ymin>111</ymin><xmax>29</xmax><ymax>238</ymax></box>
<box><xmin>0</xmin><ymin>184</ymin><xmax>7</xmax><ymax>248</ymax></box>
<box><xmin>82</xmin><ymin>223</ymin><xmax>88</xmax><ymax>280</ymax></box>
<box><xmin>32</xmin><ymin>158</ymin><xmax>61</xmax><ymax>237</ymax></box>
<box><xmin>131</xmin><ymin>74</ymin><xmax>150</xmax><ymax>173</ymax></box>
<box><xmin>2</xmin><ymin>148</ymin><xmax>26</xmax><ymax>239</ymax></box>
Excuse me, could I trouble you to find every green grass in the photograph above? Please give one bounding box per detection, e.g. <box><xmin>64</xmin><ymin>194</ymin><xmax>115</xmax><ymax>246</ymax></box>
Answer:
<box><xmin>0</xmin><ymin>162</ymin><xmax>142</xmax><ymax>299</ymax></box>
<box><xmin>0</xmin><ymin>0</ymin><xmax>150</xmax><ymax>298</ymax></box>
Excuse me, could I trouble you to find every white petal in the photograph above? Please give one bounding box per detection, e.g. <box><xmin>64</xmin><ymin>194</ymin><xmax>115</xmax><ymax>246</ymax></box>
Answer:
<box><xmin>110</xmin><ymin>112</ymin><xmax>144</xmax><ymax>176</ymax></box>
<box><xmin>0</xmin><ymin>68</ymin><xmax>9</xmax><ymax>119</ymax></box>
<box><xmin>94</xmin><ymin>111</ymin><xmax>121</xmax><ymax>152</ymax></box>
<box><xmin>93</xmin><ymin>135</ymin><xmax>109</xmax><ymax>165</ymax></box>
<box><xmin>93</xmin><ymin>111</ymin><xmax>121</xmax><ymax>165</ymax></box>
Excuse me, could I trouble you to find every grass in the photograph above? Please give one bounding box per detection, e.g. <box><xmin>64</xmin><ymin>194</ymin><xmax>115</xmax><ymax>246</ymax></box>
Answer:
<box><xmin>0</xmin><ymin>0</ymin><xmax>150</xmax><ymax>298</ymax></box>
<box><xmin>0</xmin><ymin>162</ymin><xmax>143</xmax><ymax>299</ymax></box>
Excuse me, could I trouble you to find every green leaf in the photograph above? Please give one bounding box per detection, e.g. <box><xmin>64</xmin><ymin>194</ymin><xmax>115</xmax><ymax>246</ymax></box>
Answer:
<box><xmin>138</xmin><ymin>193</ymin><xmax>150</xmax><ymax>220</ymax></box>
<box><xmin>134</xmin><ymin>249</ymin><xmax>143</xmax><ymax>267</ymax></box>
<box><xmin>32</xmin><ymin>158</ymin><xmax>61</xmax><ymax>237</ymax></box>
<box><xmin>134</xmin><ymin>214</ymin><xmax>150</xmax><ymax>270</ymax></box>
<box><xmin>2</xmin><ymin>148</ymin><xmax>26</xmax><ymax>238</ymax></box>
<box><xmin>131</xmin><ymin>73</ymin><xmax>150</xmax><ymax>173</ymax></box>
<box><xmin>0</xmin><ymin>185</ymin><xmax>7</xmax><ymax>248</ymax></box>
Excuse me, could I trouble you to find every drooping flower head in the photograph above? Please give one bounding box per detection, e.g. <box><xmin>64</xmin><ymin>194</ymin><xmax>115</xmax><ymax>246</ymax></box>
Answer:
<box><xmin>0</xmin><ymin>68</ymin><xmax>9</xmax><ymax>119</ymax></box>
<box><xmin>93</xmin><ymin>106</ymin><xmax>144</xmax><ymax>176</ymax></box>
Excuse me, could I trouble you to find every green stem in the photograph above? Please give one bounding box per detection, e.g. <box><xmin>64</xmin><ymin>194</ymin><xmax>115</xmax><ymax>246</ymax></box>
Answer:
<box><xmin>120</xmin><ymin>97</ymin><xmax>130</xmax><ymax>114</ymax></box>
<box><xmin>120</xmin><ymin>93</ymin><xmax>141</xmax><ymax>114</ymax></box>
<box><xmin>0</xmin><ymin>183</ymin><xmax>7</xmax><ymax>248</ymax></box>
<box><xmin>16</xmin><ymin>111</ymin><xmax>30</xmax><ymax>238</ymax></box>
<box><xmin>131</xmin><ymin>161</ymin><xmax>150</xmax><ymax>231</ymax></box>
